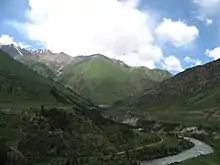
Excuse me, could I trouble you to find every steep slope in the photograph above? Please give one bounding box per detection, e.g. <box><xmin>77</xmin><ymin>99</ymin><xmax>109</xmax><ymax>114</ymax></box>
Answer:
<box><xmin>0</xmin><ymin>44</ymin><xmax>72</xmax><ymax>75</ymax></box>
<box><xmin>57</xmin><ymin>54</ymin><xmax>172</xmax><ymax>104</ymax></box>
<box><xmin>26</xmin><ymin>62</ymin><xmax>56</xmax><ymax>78</ymax></box>
<box><xmin>130</xmin><ymin>58</ymin><xmax>220</xmax><ymax>111</ymax></box>
<box><xmin>0</xmin><ymin>44</ymin><xmax>25</xmax><ymax>57</ymax></box>
<box><xmin>0</xmin><ymin>50</ymin><xmax>92</xmax><ymax>106</ymax></box>
<box><xmin>16</xmin><ymin>51</ymin><xmax>72</xmax><ymax>74</ymax></box>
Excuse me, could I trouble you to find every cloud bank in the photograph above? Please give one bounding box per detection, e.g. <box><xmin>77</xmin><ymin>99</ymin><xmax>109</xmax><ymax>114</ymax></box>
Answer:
<box><xmin>0</xmin><ymin>34</ymin><xmax>29</xmax><ymax>48</ymax></box>
<box><xmin>155</xmin><ymin>19</ymin><xmax>199</xmax><ymax>47</ymax></box>
<box><xmin>7</xmin><ymin>0</ymin><xmax>200</xmax><ymax>71</ymax></box>
<box><xmin>206</xmin><ymin>47</ymin><xmax>220</xmax><ymax>60</ymax></box>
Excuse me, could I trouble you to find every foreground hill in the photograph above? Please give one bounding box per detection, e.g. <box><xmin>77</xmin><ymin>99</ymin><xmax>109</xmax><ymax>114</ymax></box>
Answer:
<box><xmin>125</xmin><ymin>58</ymin><xmax>220</xmax><ymax>111</ymax></box>
<box><xmin>57</xmin><ymin>54</ymin><xmax>172</xmax><ymax>105</ymax></box>
<box><xmin>0</xmin><ymin>106</ymin><xmax>142</xmax><ymax>165</ymax></box>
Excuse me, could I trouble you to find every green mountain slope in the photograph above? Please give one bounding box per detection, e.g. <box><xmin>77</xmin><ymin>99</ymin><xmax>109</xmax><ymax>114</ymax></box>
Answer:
<box><xmin>0</xmin><ymin>50</ymin><xmax>92</xmax><ymax>106</ymax></box>
<box><xmin>57</xmin><ymin>54</ymin><xmax>172</xmax><ymax>105</ymax></box>
<box><xmin>1</xmin><ymin>46</ymin><xmax>172</xmax><ymax>105</ymax></box>
<box><xmin>27</xmin><ymin>62</ymin><xmax>56</xmax><ymax>78</ymax></box>
<box><xmin>128</xmin><ymin>58</ymin><xmax>220</xmax><ymax>111</ymax></box>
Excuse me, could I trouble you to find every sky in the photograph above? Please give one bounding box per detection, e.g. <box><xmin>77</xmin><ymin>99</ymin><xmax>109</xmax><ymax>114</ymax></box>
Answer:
<box><xmin>0</xmin><ymin>0</ymin><xmax>220</xmax><ymax>73</ymax></box>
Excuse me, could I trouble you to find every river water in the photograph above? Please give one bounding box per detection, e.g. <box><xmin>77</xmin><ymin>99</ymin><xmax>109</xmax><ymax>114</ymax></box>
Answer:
<box><xmin>141</xmin><ymin>137</ymin><xmax>214</xmax><ymax>165</ymax></box>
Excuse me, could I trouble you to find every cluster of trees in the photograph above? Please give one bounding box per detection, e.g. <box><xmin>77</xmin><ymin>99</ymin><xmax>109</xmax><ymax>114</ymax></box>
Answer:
<box><xmin>14</xmin><ymin>107</ymin><xmax>141</xmax><ymax>165</ymax></box>
<box><xmin>1</xmin><ymin>105</ymin><xmax>206</xmax><ymax>165</ymax></box>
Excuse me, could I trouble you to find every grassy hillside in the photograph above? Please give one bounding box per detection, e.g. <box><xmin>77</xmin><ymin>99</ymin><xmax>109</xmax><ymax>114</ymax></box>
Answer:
<box><xmin>0</xmin><ymin>50</ymin><xmax>93</xmax><ymax>107</ymax></box>
<box><xmin>2</xmin><ymin>46</ymin><xmax>172</xmax><ymax>105</ymax></box>
<box><xmin>27</xmin><ymin>62</ymin><xmax>56</xmax><ymax>78</ymax></box>
<box><xmin>57</xmin><ymin>54</ymin><xmax>172</xmax><ymax>105</ymax></box>
<box><xmin>116</xmin><ymin>58</ymin><xmax>220</xmax><ymax>112</ymax></box>
<box><xmin>0</xmin><ymin>107</ymin><xmax>138</xmax><ymax>165</ymax></box>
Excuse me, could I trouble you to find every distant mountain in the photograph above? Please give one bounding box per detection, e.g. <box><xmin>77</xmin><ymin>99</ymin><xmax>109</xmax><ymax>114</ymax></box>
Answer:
<box><xmin>57</xmin><ymin>54</ymin><xmax>172</xmax><ymax>104</ymax></box>
<box><xmin>0</xmin><ymin>45</ymin><xmax>172</xmax><ymax>104</ymax></box>
<box><xmin>127</xmin><ymin>58</ymin><xmax>220</xmax><ymax>111</ymax></box>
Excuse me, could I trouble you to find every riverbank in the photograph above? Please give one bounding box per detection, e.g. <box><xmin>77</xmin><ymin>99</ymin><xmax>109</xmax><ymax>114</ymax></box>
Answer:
<box><xmin>119</xmin><ymin>134</ymin><xmax>194</xmax><ymax>164</ymax></box>
<box><xmin>140</xmin><ymin>137</ymin><xmax>213</xmax><ymax>165</ymax></box>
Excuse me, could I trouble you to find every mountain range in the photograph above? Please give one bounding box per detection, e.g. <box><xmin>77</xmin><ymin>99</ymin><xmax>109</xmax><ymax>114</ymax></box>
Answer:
<box><xmin>116</xmin><ymin>57</ymin><xmax>220</xmax><ymax>112</ymax></box>
<box><xmin>3</xmin><ymin>43</ymin><xmax>220</xmax><ymax>112</ymax></box>
<box><xmin>0</xmin><ymin>44</ymin><xmax>172</xmax><ymax>105</ymax></box>
<box><xmin>1</xmin><ymin>40</ymin><xmax>220</xmax><ymax>165</ymax></box>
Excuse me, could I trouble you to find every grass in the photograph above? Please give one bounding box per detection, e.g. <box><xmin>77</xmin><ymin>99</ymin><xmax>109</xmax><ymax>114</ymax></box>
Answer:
<box><xmin>27</xmin><ymin>62</ymin><xmax>56</xmax><ymax>78</ymax></box>
<box><xmin>147</xmin><ymin>110</ymin><xmax>220</xmax><ymax>126</ymax></box>
<box><xmin>118</xmin><ymin>132</ymin><xmax>161</xmax><ymax>151</ymax></box>
<box><xmin>178</xmin><ymin>154</ymin><xmax>220</xmax><ymax>165</ymax></box>
<box><xmin>0</xmin><ymin>50</ymin><xmax>60</xmax><ymax>103</ymax></box>
<box><xmin>0</xmin><ymin>128</ymin><xmax>21</xmax><ymax>142</ymax></box>
<box><xmin>58</xmin><ymin>55</ymin><xmax>171</xmax><ymax>104</ymax></box>
<box><xmin>0</xmin><ymin>51</ymin><xmax>96</xmax><ymax>109</ymax></box>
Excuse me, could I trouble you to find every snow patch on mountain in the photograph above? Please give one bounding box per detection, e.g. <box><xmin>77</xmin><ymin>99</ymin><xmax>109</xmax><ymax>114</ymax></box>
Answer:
<box><xmin>14</xmin><ymin>46</ymin><xmax>23</xmax><ymax>56</ymax></box>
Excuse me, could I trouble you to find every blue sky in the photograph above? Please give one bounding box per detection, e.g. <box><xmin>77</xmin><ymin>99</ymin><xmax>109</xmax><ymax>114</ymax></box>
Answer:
<box><xmin>1</xmin><ymin>0</ymin><xmax>220</xmax><ymax>73</ymax></box>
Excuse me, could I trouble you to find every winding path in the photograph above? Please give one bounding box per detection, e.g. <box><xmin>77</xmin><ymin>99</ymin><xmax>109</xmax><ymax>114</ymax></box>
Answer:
<box><xmin>117</xmin><ymin>134</ymin><xmax>164</xmax><ymax>155</ymax></box>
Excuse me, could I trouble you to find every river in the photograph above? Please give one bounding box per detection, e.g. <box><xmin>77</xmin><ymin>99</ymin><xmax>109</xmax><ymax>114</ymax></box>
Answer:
<box><xmin>141</xmin><ymin>137</ymin><xmax>214</xmax><ymax>165</ymax></box>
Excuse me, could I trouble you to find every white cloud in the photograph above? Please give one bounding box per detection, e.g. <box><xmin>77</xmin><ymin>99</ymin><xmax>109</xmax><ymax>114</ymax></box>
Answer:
<box><xmin>193</xmin><ymin>0</ymin><xmax>220</xmax><ymax>18</ymax></box>
<box><xmin>205</xmin><ymin>18</ymin><xmax>213</xmax><ymax>25</ymax></box>
<box><xmin>184</xmin><ymin>56</ymin><xmax>202</xmax><ymax>66</ymax></box>
<box><xmin>0</xmin><ymin>35</ymin><xmax>15</xmax><ymax>45</ymax></box>
<box><xmin>0</xmin><ymin>34</ymin><xmax>29</xmax><ymax>48</ymax></box>
<box><xmin>162</xmin><ymin>55</ymin><xmax>183</xmax><ymax>72</ymax></box>
<box><xmin>17</xmin><ymin>0</ymin><xmax>168</xmax><ymax>68</ymax></box>
<box><xmin>206</xmin><ymin>47</ymin><xmax>220</xmax><ymax>60</ymax></box>
<box><xmin>195</xmin><ymin>15</ymin><xmax>213</xmax><ymax>25</ymax></box>
<box><xmin>155</xmin><ymin>18</ymin><xmax>199</xmax><ymax>47</ymax></box>
<box><xmin>117</xmin><ymin>45</ymin><xmax>163</xmax><ymax>69</ymax></box>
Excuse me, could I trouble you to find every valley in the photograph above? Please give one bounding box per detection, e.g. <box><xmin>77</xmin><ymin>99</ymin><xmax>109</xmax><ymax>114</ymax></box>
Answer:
<box><xmin>1</xmin><ymin>0</ymin><xmax>220</xmax><ymax>164</ymax></box>
<box><xmin>0</xmin><ymin>47</ymin><xmax>220</xmax><ymax>165</ymax></box>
